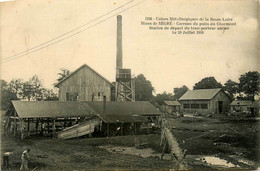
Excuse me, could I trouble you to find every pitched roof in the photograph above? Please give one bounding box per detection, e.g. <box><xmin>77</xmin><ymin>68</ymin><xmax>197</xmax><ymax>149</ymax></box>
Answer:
<box><xmin>55</xmin><ymin>64</ymin><xmax>112</xmax><ymax>87</ymax></box>
<box><xmin>164</xmin><ymin>101</ymin><xmax>180</xmax><ymax>106</ymax></box>
<box><xmin>7</xmin><ymin>101</ymin><xmax>161</xmax><ymax>119</ymax></box>
<box><xmin>231</xmin><ymin>100</ymin><xmax>252</xmax><ymax>106</ymax></box>
<box><xmin>179</xmin><ymin>88</ymin><xmax>222</xmax><ymax>100</ymax></box>
<box><xmin>87</xmin><ymin>101</ymin><xmax>161</xmax><ymax>116</ymax></box>
<box><xmin>10</xmin><ymin>101</ymin><xmax>97</xmax><ymax>118</ymax></box>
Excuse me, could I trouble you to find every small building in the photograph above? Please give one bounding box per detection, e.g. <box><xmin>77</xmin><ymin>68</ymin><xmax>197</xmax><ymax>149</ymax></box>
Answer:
<box><xmin>162</xmin><ymin>101</ymin><xmax>181</xmax><ymax>113</ymax></box>
<box><xmin>179</xmin><ymin>88</ymin><xmax>231</xmax><ymax>114</ymax></box>
<box><xmin>55</xmin><ymin>64</ymin><xmax>113</xmax><ymax>101</ymax></box>
<box><xmin>230</xmin><ymin>100</ymin><xmax>252</xmax><ymax>113</ymax></box>
<box><xmin>249</xmin><ymin>100</ymin><xmax>260</xmax><ymax>116</ymax></box>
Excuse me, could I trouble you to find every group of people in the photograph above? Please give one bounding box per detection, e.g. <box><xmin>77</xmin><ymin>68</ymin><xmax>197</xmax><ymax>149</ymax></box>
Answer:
<box><xmin>3</xmin><ymin>149</ymin><xmax>30</xmax><ymax>170</ymax></box>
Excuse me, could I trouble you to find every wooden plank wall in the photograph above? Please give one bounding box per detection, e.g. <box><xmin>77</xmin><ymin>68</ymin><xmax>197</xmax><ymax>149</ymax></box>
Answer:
<box><xmin>59</xmin><ymin>66</ymin><xmax>111</xmax><ymax>101</ymax></box>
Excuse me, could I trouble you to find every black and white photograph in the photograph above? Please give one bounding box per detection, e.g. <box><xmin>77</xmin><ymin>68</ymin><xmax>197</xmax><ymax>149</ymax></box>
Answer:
<box><xmin>0</xmin><ymin>0</ymin><xmax>259</xmax><ymax>170</ymax></box>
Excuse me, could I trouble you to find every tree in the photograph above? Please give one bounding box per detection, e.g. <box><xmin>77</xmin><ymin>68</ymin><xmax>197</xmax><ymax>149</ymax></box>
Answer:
<box><xmin>173</xmin><ymin>85</ymin><xmax>189</xmax><ymax>100</ymax></box>
<box><xmin>1</xmin><ymin>80</ymin><xmax>17</xmax><ymax>110</ymax></box>
<box><xmin>238</xmin><ymin>71</ymin><xmax>259</xmax><ymax>101</ymax></box>
<box><xmin>193</xmin><ymin>76</ymin><xmax>222</xmax><ymax>90</ymax></box>
<box><xmin>42</xmin><ymin>89</ymin><xmax>59</xmax><ymax>101</ymax></box>
<box><xmin>21</xmin><ymin>75</ymin><xmax>44</xmax><ymax>101</ymax></box>
<box><xmin>223</xmin><ymin>79</ymin><xmax>239</xmax><ymax>100</ymax></box>
<box><xmin>134</xmin><ymin>74</ymin><xmax>154</xmax><ymax>101</ymax></box>
<box><xmin>9</xmin><ymin>78</ymin><xmax>23</xmax><ymax>98</ymax></box>
<box><xmin>153</xmin><ymin>92</ymin><xmax>174</xmax><ymax>105</ymax></box>
<box><xmin>57</xmin><ymin>68</ymin><xmax>70</xmax><ymax>82</ymax></box>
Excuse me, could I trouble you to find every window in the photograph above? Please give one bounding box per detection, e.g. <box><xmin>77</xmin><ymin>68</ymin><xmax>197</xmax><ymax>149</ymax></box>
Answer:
<box><xmin>66</xmin><ymin>92</ymin><xmax>78</xmax><ymax>101</ymax></box>
<box><xmin>184</xmin><ymin>104</ymin><xmax>190</xmax><ymax>109</ymax></box>
<box><xmin>191</xmin><ymin>104</ymin><xmax>200</xmax><ymax>109</ymax></box>
<box><xmin>201</xmin><ymin>104</ymin><xmax>208</xmax><ymax>109</ymax></box>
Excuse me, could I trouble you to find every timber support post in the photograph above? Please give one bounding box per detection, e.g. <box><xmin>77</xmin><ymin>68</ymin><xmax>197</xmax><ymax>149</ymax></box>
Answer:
<box><xmin>36</xmin><ymin>119</ymin><xmax>39</xmax><ymax>135</ymax></box>
<box><xmin>14</xmin><ymin>118</ymin><xmax>16</xmax><ymax>138</ymax></box>
<box><xmin>52</xmin><ymin>118</ymin><xmax>56</xmax><ymax>138</ymax></box>
<box><xmin>27</xmin><ymin>119</ymin><xmax>30</xmax><ymax>132</ymax></box>
<box><xmin>120</xmin><ymin>123</ymin><xmax>123</xmax><ymax>136</ymax></box>
<box><xmin>107</xmin><ymin>124</ymin><xmax>109</xmax><ymax>137</ymax></box>
<box><xmin>47</xmin><ymin>118</ymin><xmax>50</xmax><ymax>133</ymax></box>
<box><xmin>20</xmin><ymin>119</ymin><xmax>24</xmax><ymax>140</ymax></box>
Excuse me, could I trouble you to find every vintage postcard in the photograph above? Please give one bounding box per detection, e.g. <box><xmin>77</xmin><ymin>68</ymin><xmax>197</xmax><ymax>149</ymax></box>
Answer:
<box><xmin>0</xmin><ymin>0</ymin><xmax>259</xmax><ymax>170</ymax></box>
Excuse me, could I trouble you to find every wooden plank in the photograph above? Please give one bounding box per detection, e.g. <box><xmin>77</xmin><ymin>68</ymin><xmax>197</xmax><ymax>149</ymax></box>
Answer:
<box><xmin>9</xmin><ymin>116</ymin><xmax>20</xmax><ymax>119</ymax></box>
<box><xmin>58</xmin><ymin>118</ymin><xmax>100</xmax><ymax>139</ymax></box>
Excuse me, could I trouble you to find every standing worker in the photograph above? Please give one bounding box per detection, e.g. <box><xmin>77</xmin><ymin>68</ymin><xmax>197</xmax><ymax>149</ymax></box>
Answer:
<box><xmin>20</xmin><ymin>149</ymin><xmax>30</xmax><ymax>170</ymax></box>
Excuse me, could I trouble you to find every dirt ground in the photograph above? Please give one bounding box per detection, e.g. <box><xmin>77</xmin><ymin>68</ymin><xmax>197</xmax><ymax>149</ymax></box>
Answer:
<box><xmin>1</xmin><ymin>116</ymin><xmax>259</xmax><ymax>170</ymax></box>
<box><xmin>167</xmin><ymin>116</ymin><xmax>260</xmax><ymax>169</ymax></box>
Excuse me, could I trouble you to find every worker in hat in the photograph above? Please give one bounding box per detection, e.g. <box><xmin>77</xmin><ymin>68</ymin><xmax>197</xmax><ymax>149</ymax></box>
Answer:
<box><xmin>20</xmin><ymin>149</ymin><xmax>30</xmax><ymax>170</ymax></box>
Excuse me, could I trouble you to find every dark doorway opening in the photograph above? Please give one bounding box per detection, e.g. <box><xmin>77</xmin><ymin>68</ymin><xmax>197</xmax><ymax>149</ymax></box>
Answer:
<box><xmin>218</xmin><ymin>101</ymin><xmax>223</xmax><ymax>113</ymax></box>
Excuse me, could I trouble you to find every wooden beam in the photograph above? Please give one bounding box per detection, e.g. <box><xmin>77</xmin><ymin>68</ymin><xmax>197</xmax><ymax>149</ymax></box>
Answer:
<box><xmin>14</xmin><ymin>118</ymin><xmax>16</xmax><ymax>137</ymax></box>
<box><xmin>120</xmin><ymin>123</ymin><xmax>123</xmax><ymax>136</ymax></box>
<box><xmin>20</xmin><ymin>119</ymin><xmax>24</xmax><ymax>140</ymax></box>
<box><xmin>36</xmin><ymin>119</ymin><xmax>39</xmax><ymax>135</ymax></box>
<box><xmin>134</xmin><ymin>123</ymin><xmax>136</xmax><ymax>135</ymax></box>
<box><xmin>47</xmin><ymin>118</ymin><xmax>50</xmax><ymax>133</ymax></box>
<box><xmin>107</xmin><ymin>124</ymin><xmax>109</xmax><ymax>137</ymax></box>
<box><xmin>9</xmin><ymin>116</ymin><xmax>20</xmax><ymax>119</ymax></box>
<box><xmin>27</xmin><ymin>118</ymin><xmax>30</xmax><ymax>132</ymax></box>
<box><xmin>52</xmin><ymin>118</ymin><xmax>56</xmax><ymax>138</ymax></box>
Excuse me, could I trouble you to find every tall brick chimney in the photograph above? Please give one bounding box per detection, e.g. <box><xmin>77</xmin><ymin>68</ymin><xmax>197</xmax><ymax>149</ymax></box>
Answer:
<box><xmin>116</xmin><ymin>15</ymin><xmax>123</xmax><ymax>79</ymax></box>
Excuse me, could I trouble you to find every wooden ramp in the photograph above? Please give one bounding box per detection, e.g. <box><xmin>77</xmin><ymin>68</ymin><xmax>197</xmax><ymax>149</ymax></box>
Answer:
<box><xmin>58</xmin><ymin>118</ymin><xmax>100</xmax><ymax>139</ymax></box>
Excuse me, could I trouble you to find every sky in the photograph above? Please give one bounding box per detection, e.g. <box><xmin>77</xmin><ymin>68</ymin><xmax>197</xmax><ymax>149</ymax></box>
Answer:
<box><xmin>0</xmin><ymin>0</ymin><xmax>259</xmax><ymax>94</ymax></box>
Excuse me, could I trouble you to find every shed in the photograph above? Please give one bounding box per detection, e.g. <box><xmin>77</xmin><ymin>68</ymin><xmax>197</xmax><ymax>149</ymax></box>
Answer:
<box><xmin>179</xmin><ymin>88</ymin><xmax>231</xmax><ymax>114</ymax></box>
<box><xmin>55</xmin><ymin>64</ymin><xmax>113</xmax><ymax>101</ymax></box>
<box><xmin>248</xmin><ymin>100</ymin><xmax>260</xmax><ymax>116</ymax></box>
<box><xmin>162</xmin><ymin>101</ymin><xmax>181</xmax><ymax>113</ymax></box>
<box><xmin>5</xmin><ymin>100</ymin><xmax>161</xmax><ymax>139</ymax></box>
<box><xmin>230</xmin><ymin>100</ymin><xmax>252</xmax><ymax>113</ymax></box>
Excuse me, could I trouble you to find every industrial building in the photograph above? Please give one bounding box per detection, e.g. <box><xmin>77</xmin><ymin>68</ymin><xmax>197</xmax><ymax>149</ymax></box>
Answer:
<box><xmin>55</xmin><ymin>64</ymin><xmax>113</xmax><ymax>101</ymax></box>
<box><xmin>179</xmin><ymin>88</ymin><xmax>231</xmax><ymax>114</ymax></box>
<box><xmin>4</xmin><ymin>15</ymin><xmax>162</xmax><ymax>140</ymax></box>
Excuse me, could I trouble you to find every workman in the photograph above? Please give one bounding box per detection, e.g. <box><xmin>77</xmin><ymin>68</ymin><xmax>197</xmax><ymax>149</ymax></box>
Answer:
<box><xmin>20</xmin><ymin>149</ymin><xmax>30</xmax><ymax>170</ymax></box>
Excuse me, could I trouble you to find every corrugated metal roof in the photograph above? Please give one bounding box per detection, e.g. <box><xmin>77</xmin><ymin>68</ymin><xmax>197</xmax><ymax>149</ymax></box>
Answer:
<box><xmin>164</xmin><ymin>101</ymin><xmax>180</xmax><ymax>106</ymax></box>
<box><xmin>179</xmin><ymin>88</ymin><xmax>222</xmax><ymax>100</ymax></box>
<box><xmin>230</xmin><ymin>100</ymin><xmax>252</xmax><ymax>106</ymax></box>
<box><xmin>11</xmin><ymin>101</ymin><xmax>97</xmax><ymax>118</ymax></box>
<box><xmin>55</xmin><ymin>64</ymin><xmax>113</xmax><ymax>87</ymax></box>
<box><xmin>9</xmin><ymin>101</ymin><xmax>161</xmax><ymax>119</ymax></box>
<box><xmin>98</xmin><ymin>114</ymin><xmax>148</xmax><ymax>123</ymax></box>
<box><xmin>86</xmin><ymin>101</ymin><xmax>161</xmax><ymax>115</ymax></box>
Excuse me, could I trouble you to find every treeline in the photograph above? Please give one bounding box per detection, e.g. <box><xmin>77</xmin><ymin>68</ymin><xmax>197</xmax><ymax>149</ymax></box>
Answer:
<box><xmin>1</xmin><ymin>69</ymin><xmax>258</xmax><ymax>110</ymax></box>
<box><xmin>0</xmin><ymin>68</ymin><xmax>70</xmax><ymax>110</ymax></box>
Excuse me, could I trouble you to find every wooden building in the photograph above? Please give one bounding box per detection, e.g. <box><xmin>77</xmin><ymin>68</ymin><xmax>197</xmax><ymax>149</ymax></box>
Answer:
<box><xmin>249</xmin><ymin>100</ymin><xmax>260</xmax><ymax>116</ymax></box>
<box><xmin>162</xmin><ymin>101</ymin><xmax>181</xmax><ymax>113</ymax></box>
<box><xmin>179</xmin><ymin>88</ymin><xmax>231</xmax><ymax>114</ymax></box>
<box><xmin>55</xmin><ymin>64</ymin><xmax>113</xmax><ymax>101</ymax></box>
<box><xmin>4</xmin><ymin>100</ymin><xmax>162</xmax><ymax>140</ymax></box>
<box><xmin>230</xmin><ymin>100</ymin><xmax>252</xmax><ymax>113</ymax></box>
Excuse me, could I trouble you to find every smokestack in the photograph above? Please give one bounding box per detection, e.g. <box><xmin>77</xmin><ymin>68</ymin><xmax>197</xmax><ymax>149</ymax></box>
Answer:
<box><xmin>116</xmin><ymin>15</ymin><xmax>123</xmax><ymax>78</ymax></box>
<box><xmin>103</xmin><ymin>95</ymin><xmax>106</xmax><ymax>115</ymax></box>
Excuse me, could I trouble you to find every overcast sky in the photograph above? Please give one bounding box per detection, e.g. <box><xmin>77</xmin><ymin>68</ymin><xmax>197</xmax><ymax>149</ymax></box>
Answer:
<box><xmin>0</xmin><ymin>0</ymin><xmax>259</xmax><ymax>94</ymax></box>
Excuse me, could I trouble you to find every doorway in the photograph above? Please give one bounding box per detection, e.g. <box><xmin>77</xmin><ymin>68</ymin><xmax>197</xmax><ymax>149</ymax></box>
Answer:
<box><xmin>218</xmin><ymin>101</ymin><xmax>223</xmax><ymax>113</ymax></box>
